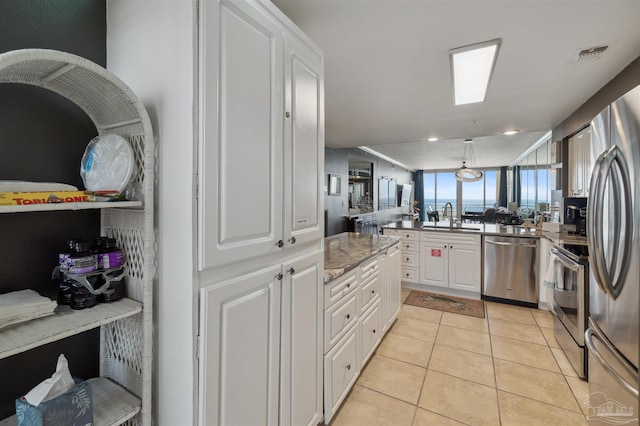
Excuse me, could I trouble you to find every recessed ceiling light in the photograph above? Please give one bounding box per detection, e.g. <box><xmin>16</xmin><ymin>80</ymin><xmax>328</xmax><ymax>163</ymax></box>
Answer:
<box><xmin>503</xmin><ymin>130</ymin><xmax>519</xmax><ymax>136</ymax></box>
<box><xmin>427</xmin><ymin>137</ymin><xmax>439</xmax><ymax>142</ymax></box>
<box><xmin>450</xmin><ymin>39</ymin><xmax>501</xmax><ymax>105</ymax></box>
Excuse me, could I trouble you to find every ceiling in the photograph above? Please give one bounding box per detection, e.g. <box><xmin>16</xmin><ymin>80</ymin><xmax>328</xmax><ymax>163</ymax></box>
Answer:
<box><xmin>271</xmin><ymin>0</ymin><xmax>640</xmax><ymax>170</ymax></box>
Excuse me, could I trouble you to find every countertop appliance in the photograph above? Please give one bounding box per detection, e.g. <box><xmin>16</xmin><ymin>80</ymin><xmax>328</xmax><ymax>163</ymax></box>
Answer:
<box><xmin>551</xmin><ymin>242</ymin><xmax>589</xmax><ymax>378</ymax></box>
<box><xmin>482</xmin><ymin>235</ymin><xmax>539</xmax><ymax>307</ymax></box>
<box><xmin>585</xmin><ymin>85</ymin><xmax>639</xmax><ymax>424</ymax></box>
<box><xmin>563</xmin><ymin>197</ymin><xmax>588</xmax><ymax>235</ymax></box>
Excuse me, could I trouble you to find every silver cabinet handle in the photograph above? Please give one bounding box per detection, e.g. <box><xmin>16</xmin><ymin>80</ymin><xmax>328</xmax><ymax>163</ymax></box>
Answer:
<box><xmin>585</xmin><ymin>323</ymin><xmax>638</xmax><ymax>398</ymax></box>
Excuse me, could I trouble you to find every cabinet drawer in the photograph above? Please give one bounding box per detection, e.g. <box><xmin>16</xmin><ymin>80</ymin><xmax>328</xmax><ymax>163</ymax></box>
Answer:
<box><xmin>360</xmin><ymin>273</ymin><xmax>380</xmax><ymax>314</ymax></box>
<box><xmin>383</xmin><ymin>229</ymin><xmax>398</xmax><ymax>237</ymax></box>
<box><xmin>401</xmin><ymin>241</ymin><xmax>418</xmax><ymax>252</ymax></box>
<box><xmin>401</xmin><ymin>268</ymin><xmax>418</xmax><ymax>282</ymax></box>
<box><xmin>420</xmin><ymin>231</ymin><xmax>481</xmax><ymax>246</ymax></box>
<box><xmin>324</xmin><ymin>270</ymin><xmax>358</xmax><ymax>309</ymax></box>
<box><xmin>325</xmin><ymin>292</ymin><xmax>358</xmax><ymax>351</ymax></box>
<box><xmin>360</xmin><ymin>300</ymin><xmax>381</xmax><ymax>366</ymax></box>
<box><xmin>399</xmin><ymin>230</ymin><xmax>419</xmax><ymax>241</ymax></box>
<box><xmin>360</xmin><ymin>257</ymin><xmax>380</xmax><ymax>281</ymax></box>
<box><xmin>324</xmin><ymin>326</ymin><xmax>359</xmax><ymax>423</ymax></box>
<box><xmin>401</xmin><ymin>252</ymin><xmax>418</xmax><ymax>267</ymax></box>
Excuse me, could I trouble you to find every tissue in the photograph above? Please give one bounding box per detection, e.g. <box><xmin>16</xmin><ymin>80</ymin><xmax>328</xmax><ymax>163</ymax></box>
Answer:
<box><xmin>24</xmin><ymin>354</ymin><xmax>75</xmax><ymax>406</ymax></box>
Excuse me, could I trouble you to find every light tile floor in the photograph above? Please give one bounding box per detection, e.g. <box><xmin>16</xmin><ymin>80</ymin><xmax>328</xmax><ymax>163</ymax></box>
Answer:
<box><xmin>329</xmin><ymin>288</ymin><xmax>590</xmax><ymax>425</ymax></box>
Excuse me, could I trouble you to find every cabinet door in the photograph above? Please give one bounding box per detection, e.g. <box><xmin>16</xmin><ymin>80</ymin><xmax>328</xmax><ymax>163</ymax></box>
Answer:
<box><xmin>283</xmin><ymin>32</ymin><xmax>324</xmax><ymax>247</ymax></box>
<box><xmin>420</xmin><ymin>242</ymin><xmax>448</xmax><ymax>287</ymax></box>
<box><xmin>280</xmin><ymin>251</ymin><xmax>323</xmax><ymax>426</ymax></box>
<box><xmin>448</xmin><ymin>244</ymin><xmax>481</xmax><ymax>292</ymax></box>
<box><xmin>324</xmin><ymin>326</ymin><xmax>359</xmax><ymax>423</ymax></box>
<box><xmin>199</xmin><ymin>265</ymin><xmax>282</xmax><ymax>426</ymax></box>
<box><xmin>386</xmin><ymin>243</ymin><xmax>402</xmax><ymax>327</ymax></box>
<box><xmin>199</xmin><ymin>0</ymin><xmax>284</xmax><ymax>270</ymax></box>
<box><xmin>360</xmin><ymin>300</ymin><xmax>381</xmax><ymax>366</ymax></box>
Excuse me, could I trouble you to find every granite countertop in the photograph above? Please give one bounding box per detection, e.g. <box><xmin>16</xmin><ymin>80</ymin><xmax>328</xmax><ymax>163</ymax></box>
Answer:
<box><xmin>383</xmin><ymin>220</ymin><xmax>544</xmax><ymax>238</ymax></box>
<box><xmin>324</xmin><ymin>232</ymin><xmax>401</xmax><ymax>283</ymax></box>
<box><xmin>383</xmin><ymin>220</ymin><xmax>590</xmax><ymax>246</ymax></box>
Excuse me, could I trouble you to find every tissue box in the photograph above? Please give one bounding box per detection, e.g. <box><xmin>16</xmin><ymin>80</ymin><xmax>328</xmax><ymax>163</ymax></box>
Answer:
<box><xmin>15</xmin><ymin>379</ymin><xmax>93</xmax><ymax>426</ymax></box>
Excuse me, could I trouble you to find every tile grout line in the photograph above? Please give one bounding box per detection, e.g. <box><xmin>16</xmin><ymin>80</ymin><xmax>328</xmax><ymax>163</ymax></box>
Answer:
<box><xmin>487</xmin><ymin>303</ymin><xmax>505</xmax><ymax>426</ymax></box>
<box><xmin>411</xmin><ymin>316</ymin><xmax>440</xmax><ymax>425</ymax></box>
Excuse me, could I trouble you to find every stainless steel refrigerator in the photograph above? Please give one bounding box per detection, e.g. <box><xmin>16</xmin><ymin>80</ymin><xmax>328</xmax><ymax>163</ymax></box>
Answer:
<box><xmin>585</xmin><ymin>84</ymin><xmax>639</xmax><ymax>425</ymax></box>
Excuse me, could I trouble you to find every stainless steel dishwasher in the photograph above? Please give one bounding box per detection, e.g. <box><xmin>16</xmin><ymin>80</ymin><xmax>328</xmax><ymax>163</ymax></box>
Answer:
<box><xmin>482</xmin><ymin>235</ymin><xmax>539</xmax><ymax>306</ymax></box>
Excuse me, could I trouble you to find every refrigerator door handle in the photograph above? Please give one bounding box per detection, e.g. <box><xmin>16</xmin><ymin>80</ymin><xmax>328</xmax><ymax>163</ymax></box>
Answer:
<box><xmin>608</xmin><ymin>147</ymin><xmax>633</xmax><ymax>298</ymax></box>
<box><xmin>585</xmin><ymin>325</ymin><xmax>639</xmax><ymax>398</ymax></box>
<box><xmin>588</xmin><ymin>151</ymin><xmax>609</xmax><ymax>296</ymax></box>
<box><xmin>589</xmin><ymin>145</ymin><xmax>633</xmax><ymax>300</ymax></box>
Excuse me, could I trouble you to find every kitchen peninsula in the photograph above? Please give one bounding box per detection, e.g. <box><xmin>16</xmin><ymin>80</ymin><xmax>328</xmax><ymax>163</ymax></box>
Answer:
<box><xmin>322</xmin><ymin>232</ymin><xmax>401</xmax><ymax>422</ymax></box>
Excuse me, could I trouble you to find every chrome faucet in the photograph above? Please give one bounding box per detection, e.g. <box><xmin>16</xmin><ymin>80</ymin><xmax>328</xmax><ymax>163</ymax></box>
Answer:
<box><xmin>444</xmin><ymin>202</ymin><xmax>454</xmax><ymax>230</ymax></box>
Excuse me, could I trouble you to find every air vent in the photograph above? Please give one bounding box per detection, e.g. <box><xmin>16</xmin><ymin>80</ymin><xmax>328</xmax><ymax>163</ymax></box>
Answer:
<box><xmin>571</xmin><ymin>45</ymin><xmax>609</xmax><ymax>64</ymax></box>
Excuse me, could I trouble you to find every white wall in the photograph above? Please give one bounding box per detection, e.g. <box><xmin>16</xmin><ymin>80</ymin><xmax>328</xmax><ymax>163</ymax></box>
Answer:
<box><xmin>106</xmin><ymin>1</ymin><xmax>198</xmax><ymax>424</ymax></box>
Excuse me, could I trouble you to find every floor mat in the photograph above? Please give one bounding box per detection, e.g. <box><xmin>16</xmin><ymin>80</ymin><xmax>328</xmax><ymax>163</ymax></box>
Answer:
<box><xmin>404</xmin><ymin>290</ymin><xmax>485</xmax><ymax>318</ymax></box>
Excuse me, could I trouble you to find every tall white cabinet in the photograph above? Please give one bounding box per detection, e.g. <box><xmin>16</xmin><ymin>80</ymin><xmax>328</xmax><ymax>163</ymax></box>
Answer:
<box><xmin>197</xmin><ymin>1</ymin><xmax>324</xmax><ymax>425</ymax></box>
<box><xmin>198</xmin><ymin>0</ymin><xmax>323</xmax><ymax>271</ymax></box>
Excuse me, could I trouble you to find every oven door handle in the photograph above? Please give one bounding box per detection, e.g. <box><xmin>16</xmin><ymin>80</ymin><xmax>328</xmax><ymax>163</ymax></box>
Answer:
<box><xmin>550</xmin><ymin>248</ymin><xmax>582</xmax><ymax>272</ymax></box>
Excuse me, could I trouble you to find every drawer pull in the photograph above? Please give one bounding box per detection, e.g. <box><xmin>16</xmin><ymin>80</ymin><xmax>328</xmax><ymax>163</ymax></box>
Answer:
<box><xmin>346</xmin><ymin>314</ymin><xmax>351</xmax><ymax>320</ymax></box>
<box><xmin>406</xmin><ymin>273</ymin><xmax>410</xmax><ymax>277</ymax></box>
<box><xmin>371</xmin><ymin>290</ymin><xmax>375</xmax><ymax>294</ymax></box>
<box><xmin>288</xmin><ymin>267</ymin><xmax>295</xmax><ymax>275</ymax></box>
<box><xmin>372</xmin><ymin>329</ymin><xmax>376</xmax><ymax>334</ymax></box>
<box><xmin>346</xmin><ymin>283</ymin><xmax>351</xmax><ymax>288</ymax></box>
<box><xmin>346</xmin><ymin>364</ymin><xmax>351</xmax><ymax>370</ymax></box>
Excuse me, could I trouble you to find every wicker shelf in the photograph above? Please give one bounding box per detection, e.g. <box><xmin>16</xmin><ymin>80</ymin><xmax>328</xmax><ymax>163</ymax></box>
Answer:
<box><xmin>0</xmin><ymin>377</ymin><xmax>141</xmax><ymax>426</ymax></box>
<box><xmin>0</xmin><ymin>48</ymin><xmax>155</xmax><ymax>424</ymax></box>
<box><xmin>0</xmin><ymin>298</ymin><xmax>142</xmax><ymax>360</ymax></box>
<box><xmin>0</xmin><ymin>201</ymin><xmax>143</xmax><ymax>214</ymax></box>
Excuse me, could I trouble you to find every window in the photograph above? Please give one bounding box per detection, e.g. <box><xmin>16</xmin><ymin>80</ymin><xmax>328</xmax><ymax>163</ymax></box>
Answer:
<box><xmin>423</xmin><ymin>169</ymin><xmax>498</xmax><ymax>220</ymax></box>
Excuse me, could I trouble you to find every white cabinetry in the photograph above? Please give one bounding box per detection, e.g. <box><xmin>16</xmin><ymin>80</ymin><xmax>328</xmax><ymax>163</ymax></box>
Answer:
<box><xmin>420</xmin><ymin>232</ymin><xmax>481</xmax><ymax>292</ymax></box>
<box><xmin>567</xmin><ymin>127</ymin><xmax>591</xmax><ymax>197</ymax></box>
<box><xmin>381</xmin><ymin>243</ymin><xmax>402</xmax><ymax>332</ymax></box>
<box><xmin>197</xmin><ymin>1</ymin><xmax>324</xmax><ymax>425</ymax></box>
<box><xmin>0</xmin><ymin>50</ymin><xmax>155</xmax><ymax>425</ymax></box>
<box><xmin>199</xmin><ymin>250</ymin><xmax>323</xmax><ymax>426</ymax></box>
<box><xmin>280</xmin><ymin>252</ymin><xmax>324</xmax><ymax>426</ymax></box>
<box><xmin>322</xmin><ymin>241</ymin><xmax>401</xmax><ymax>423</ymax></box>
<box><xmin>199</xmin><ymin>0</ymin><xmax>323</xmax><ymax>270</ymax></box>
<box><xmin>384</xmin><ymin>229</ymin><xmax>419</xmax><ymax>282</ymax></box>
<box><xmin>199</xmin><ymin>266</ymin><xmax>282</xmax><ymax>426</ymax></box>
<box><xmin>283</xmin><ymin>32</ymin><xmax>324</xmax><ymax>249</ymax></box>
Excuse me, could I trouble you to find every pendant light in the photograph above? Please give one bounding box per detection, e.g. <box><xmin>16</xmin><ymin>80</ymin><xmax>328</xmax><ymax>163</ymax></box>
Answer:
<box><xmin>455</xmin><ymin>139</ymin><xmax>483</xmax><ymax>182</ymax></box>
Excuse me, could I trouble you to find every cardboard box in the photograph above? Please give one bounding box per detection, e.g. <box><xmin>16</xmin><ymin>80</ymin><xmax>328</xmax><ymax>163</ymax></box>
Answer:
<box><xmin>0</xmin><ymin>191</ymin><xmax>96</xmax><ymax>206</ymax></box>
<box><xmin>15</xmin><ymin>380</ymin><xmax>93</xmax><ymax>426</ymax></box>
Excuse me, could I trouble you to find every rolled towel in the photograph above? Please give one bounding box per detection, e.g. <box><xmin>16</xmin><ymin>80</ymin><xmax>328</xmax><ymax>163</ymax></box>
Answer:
<box><xmin>543</xmin><ymin>253</ymin><xmax>557</xmax><ymax>289</ymax></box>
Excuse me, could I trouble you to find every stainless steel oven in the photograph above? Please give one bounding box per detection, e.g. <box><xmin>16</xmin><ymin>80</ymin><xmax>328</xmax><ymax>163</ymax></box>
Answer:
<box><xmin>551</xmin><ymin>243</ymin><xmax>589</xmax><ymax>379</ymax></box>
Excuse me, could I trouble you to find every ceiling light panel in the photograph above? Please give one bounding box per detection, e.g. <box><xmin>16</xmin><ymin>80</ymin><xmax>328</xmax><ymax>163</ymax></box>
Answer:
<box><xmin>450</xmin><ymin>39</ymin><xmax>501</xmax><ymax>105</ymax></box>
